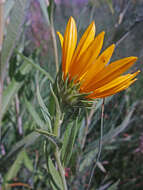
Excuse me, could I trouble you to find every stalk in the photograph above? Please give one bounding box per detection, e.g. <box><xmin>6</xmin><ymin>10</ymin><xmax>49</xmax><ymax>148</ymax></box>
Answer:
<box><xmin>53</xmin><ymin>112</ymin><xmax>68</xmax><ymax>190</ymax></box>
<box><xmin>54</xmin><ymin>148</ymin><xmax>68</xmax><ymax>190</ymax></box>
<box><xmin>47</xmin><ymin>2</ymin><xmax>66</xmax><ymax>188</ymax></box>
<box><xmin>0</xmin><ymin>0</ymin><xmax>4</xmax><ymax>141</ymax></box>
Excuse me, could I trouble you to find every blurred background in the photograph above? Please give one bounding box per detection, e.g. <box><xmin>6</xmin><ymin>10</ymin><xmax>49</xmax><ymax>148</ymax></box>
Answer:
<box><xmin>1</xmin><ymin>0</ymin><xmax>143</xmax><ymax>189</ymax></box>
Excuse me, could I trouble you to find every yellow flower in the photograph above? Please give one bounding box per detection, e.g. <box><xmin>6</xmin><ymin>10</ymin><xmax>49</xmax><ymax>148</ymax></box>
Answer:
<box><xmin>57</xmin><ymin>17</ymin><xmax>139</xmax><ymax>99</ymax></box>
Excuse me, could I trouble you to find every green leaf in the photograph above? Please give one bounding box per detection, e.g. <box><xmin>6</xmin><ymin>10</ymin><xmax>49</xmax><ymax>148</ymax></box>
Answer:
<box><xmin>101</xmin><ymin>102</ymin><xmax>137</xmax><ymax>143</ymax></box>
<box><xmin>50</xmin><ymin>182</ymin><xmax>59</xmax><ymax>190</ymax></box>
<box><xmin>0</xmin><ymin>132</ymin><xmax>40</xmax><ymax>166</ymax></box>
<box><xmin>47</xmin><ymin>0</ymin><xmax>54</xmax><ymax>21</ymax></box>
<box><xmin>62</xmin><ymin>117</ymin><xmax>80</xmax><ymax>166</ymax></box>
<box><xmin>37</xmin><ymin>81</ymin><xmax>52</xmax><ymax>132</ymax></box>
<box><xmin>4</xmin><ymin>0</ymin><xmax>15</xmax><ymax>20</ymax></box>
<box><xmin>106</xmin><ymin>0</ymin><xmax>114</xmax><ymax>14</ymax></box>
<box><xmin>78</xmin><ymin>117</ymin><xmax>86</xmax><ymax>146</ymax></box>
<box><xmin>17</xmin><ymin>52</ymin><xmax>54</xmax><ymax>83</ymax></box>
<box><xmin>50</xmin><ymin>83</ymin><xmax>61</xmax><ymax>117</ymax></box>
<box><xmin>35</xmin><ymin>128</ymin><xmax>56</xmax><ymax>137</ymax></box>
<box><xmin>23</xmin><ymin>151</ymin><xmax>34</xmax><ymax>172</ymax></box>
<box><xmin>39</xmin><ymin>0</ymin><xmax>50</xmax><ymax>25</ymax></box>
<box><xmin>79</xmin><ymin>148</ymin><xmax>98</xmax><ymax>172</ymax></box>
<box><xmin>108</xmin><ymin>180</ymin><xmax>120</xmax><ymax>190</ymax></box>
<box><xmin>48</xmin><ymin>157</ymin><xmax>63</xmax><ymax>190</ymax></box>
<box><xmin>25</xmin><ymin>98</ymin><xmax>46</xmax><ymax>130</ymax></box>
<box><xmin>79</xmin><ymin>102</ymin><xmax>137</xmax><ymax>171</ymax></box>
<box><xmin>36</xmin><ymin>129</ymin><xmax>62</xmax><ymax>149</ymax></box>
<box><xmin>5</xmin><ymin>150</ymin><xmax>25</xmax><ymax>181</ymax></box>
<box><xmin>61</xmin><ymin>122</ymin><xmax>73</xmax><ymax>162</ymax></box>
<box><xmin>2</xmin><ymin>63</ymin><xmax>31</xmax><ymax>118</ymax></box>
<box><xmin>50</xmin><ymin>84</ymin><xmax>62</xmax><ymax>136</ymax></box>
<box><xmin>1</xmin><ymin>0</ymin><xmax>28</xmax><ymax>77</ymax></box>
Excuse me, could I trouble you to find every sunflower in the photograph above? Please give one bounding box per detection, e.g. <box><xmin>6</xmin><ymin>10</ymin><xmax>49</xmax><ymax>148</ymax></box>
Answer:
<box><xmin>57</xmin><ymin>17</ymin><xmax>139</xmax><ymax>100</ymax></box>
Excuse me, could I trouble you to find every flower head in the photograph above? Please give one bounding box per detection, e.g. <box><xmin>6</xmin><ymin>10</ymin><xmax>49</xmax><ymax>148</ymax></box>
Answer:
<box><xmin>57</xmin><ymin>17</ymin><xmax>139</xmax><ymax>102</ymax></box>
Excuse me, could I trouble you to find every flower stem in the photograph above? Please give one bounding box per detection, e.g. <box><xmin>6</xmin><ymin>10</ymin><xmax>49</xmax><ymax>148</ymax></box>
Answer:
<box><xmin>52</xmin><ymin>94</ymin><xmax>67</xmax><ymax>189</ymax></box>
<box><xmin>54</xmin><ymin>120</ymin><xmax>68</xmax><ymax>190</ymax></box>
<box><xmin>54</xmin><ymin>149</ymin><xmax>68</xmax><ymax>190</ymax></box>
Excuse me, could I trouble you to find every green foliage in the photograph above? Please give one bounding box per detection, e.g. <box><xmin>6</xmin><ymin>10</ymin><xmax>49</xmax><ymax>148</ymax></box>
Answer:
<box><xmin>25</xmin><ymin>97</ymin><xmax>46</xmax><ymax>129</ymax></box>
<box><xmin>0</xmin><ymin>0</ymin><xmax>143</xmax><ymax>190</ymax></box>
<box><xmin>2</xmin><ymin>63</ymin><xmax>31</xmax><ymax>118</ymax></box>
<box><xmin>47</xmin><ymin>157</ymin><xmax>63</xmax><ymax>190</ymax></box>
<box><xmin>36</xmin><ymin>80</ymin><xmax>52</xmax><ymax>132</ymax></box>
<box><xmin>5</xmin><ymin>150</ymin><xmax>33</xmax><ymax>182</ymax></box>
<box><xmin>61</xmin><ymin>117</ymin><xmax>80</xmax><ymax>166</ymax></box>
<box><xmin>1</xmin><ymin>0</ymin><xmax>28</xmax><ymax>77</ymax></box>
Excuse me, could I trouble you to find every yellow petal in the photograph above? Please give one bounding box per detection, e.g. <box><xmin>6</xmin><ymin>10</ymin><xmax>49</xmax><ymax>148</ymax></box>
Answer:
<box><xmin>62</xmin><ymin>17</ymin><xmax>77</xmax><ymax>78</ymax></box>
<box><xmin>57</xmin><ymin>31</ymin><xmax>64</xmax><ymax>47</ymax></box>
<box><xmin>69</xmin><ymin>21</ymin><xmax>96</xmax><ymax>71</ymax></box>
<box><xmin>82</xmin><ymin>56</ymin><xmax>138</xmax><ymax>92</ymax></box>
<box><xmin>80</xmin><ymin>44</ymin><xmax>115</xmax><ymax>89</ymax></box>
<box><xmin>93</xmin><ymin>71</ymin><xmax>139</xmax><ymax>93</ymax></box>
<box><xmin>88</xmin><ymin>78</ymin><xmax>137</xmax><ymax>99</ymax></box>
<box><xmin>70</xmin><ymin>31</ymin><xmax>105</xmax><ymax>79</ymax></box>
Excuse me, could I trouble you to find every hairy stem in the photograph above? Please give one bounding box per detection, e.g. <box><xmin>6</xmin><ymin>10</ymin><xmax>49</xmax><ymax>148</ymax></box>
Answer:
<box><xmin>53</xmin><ymin>103</ymin><xmax>67</xmax><ymax>189</ymax></box>
<box><xmin>54</xmin><ymin>149</ymin><xmax>68</xmax><ymax>190</ymax></box>
<box><xmin>54</xmin><ymin>119</ymin><xmax>67</xmax><ymax>190</ymax></box>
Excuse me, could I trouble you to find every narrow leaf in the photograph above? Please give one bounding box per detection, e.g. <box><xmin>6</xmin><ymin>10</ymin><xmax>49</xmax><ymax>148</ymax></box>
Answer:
<box><xmin>5</xmin><ymin>150</ymin><xmax>25</xmax><ymax>181</ymax></box>
<box><xmin>36</xmin><ymin>129</ymin><xmax>62</xmax><ymax>149</ymax></box>
<box><xmin>4</xmin><ymin>0</ymin><xmax>15</xmax><ymax>20</ymax></box>
<box><xmin>25</xmin><ymin>98</ymin><xmax>46</xmax><ymax>129</ymax></box>
<box><xmin>48</xmin><ymin>157</ymin><xmax>63</xmax><ymax>190</ymax></box>
<box><xmin>0</xmin><ymin>132</ymin><xmax>40</xmax><ymax>166</ymax></box>
<box><xmin>108</xmin><ymin>180</ymin><xmax>120</xmax><ymax>190</ymax></box>
<box><xmin>80</xmin><ymin>102</ymin><xmax>137</xmax><ymax>171</ymax></box>
<box><xmin>23</xmin><ymin>151</ymin><xmax>34</xmax><ymax>172</ymax></box>
<box><xmin>17</xmin><ymin>52</ymin><xmax>54</xmax><ymax>83</ymax></box>
<box><xmin>61</xmin><ymin>122</ymin><xmax>73</xmax><ymax>162</ymax></box>
<box><xmin>50</xmin><ymin>83</ymin><xmax>61</xmax><ymax>116</ymax></box>
<box><xmin>2</xmin><ymin>63</ymin><xmax>31</xmax><ymax>118</ymax></box>
<box><xmin>37</xmin><ymin>82</ymin><xmax>52</xmax><ymax>132</ymax></box>
<box><xmin>1</xmin><ymin>0</ymin><xmax>28</xmax><ymax>78</ymax></box>
<box><xmin>35</xmin><ymin>128</ymin><xmax>56</xmax><ymax>137</ymax></box>
<box><xmin>39</xmin><ymin>0</ymin><xmax>50</xmax><ymax>25</ymax></box>
<box><xmin>62</xmin><ymin>117</ymin><xmax>79</xmax><ymax>166</ymax></box>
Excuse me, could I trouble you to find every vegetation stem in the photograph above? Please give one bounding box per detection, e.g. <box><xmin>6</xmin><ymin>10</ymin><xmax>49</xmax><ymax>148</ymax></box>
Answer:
<box><xmin>52</xmin><ymin>97</ymin><xmax>67</xmax><ymax>189</ymax></box>
<box><xmin>54</xmin><ymin>149</ymin><xmax>68</xmax><ymax>190</ymax></box>
<box><xmin>54</xmin><ymin>118</ymin><xmax>67</xmax><ymax>190</ymax></box>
